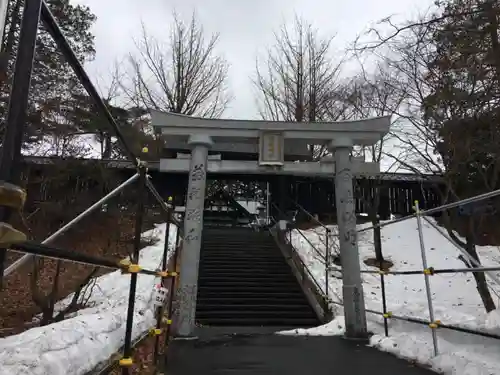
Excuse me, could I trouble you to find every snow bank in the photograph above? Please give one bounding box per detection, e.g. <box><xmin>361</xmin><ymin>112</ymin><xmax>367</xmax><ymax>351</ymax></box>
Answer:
<box><xmin>0</xmin><ymin>223</ymin><xmax>177</xmax><ymax>375</ymax></box>
<box><xmin>283</xmin><ymin>217</ymin><xmax>500</xmax><ymax>375</ymax></box>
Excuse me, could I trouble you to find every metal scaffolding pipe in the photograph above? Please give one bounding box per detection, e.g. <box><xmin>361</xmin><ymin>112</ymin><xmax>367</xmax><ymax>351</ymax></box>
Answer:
<box><xmin>359</xmin><ymin>187</ymin><xmax>500</xmax><ymax>234</ymax></box>
<box><xmin>10</xmin><ymin>241</ymin><xmax>159</xmax><ymax>276</ymax></box>
<box><xmin>0</xmin><ymin>0</ymin><xmax>43</xmax><ymax>286</ymax></box>
<box><xmin>4</xmin><ymin>173</ymin><xmax>139</xmax><ymax>277</ymax></box>
<box><xmin>422</xmin><ymin>216</ymin><xmax>500</xmax><ymax>297</ymax></box>
<box><xmin>144</xmin><ymin>177</ymin><xmax>183</xmax><ymax>232</ymax></box>
<box><xmin>40</xmin><ymin>1</ymin><xmax>138</xmax><ymax>166</ymax></box>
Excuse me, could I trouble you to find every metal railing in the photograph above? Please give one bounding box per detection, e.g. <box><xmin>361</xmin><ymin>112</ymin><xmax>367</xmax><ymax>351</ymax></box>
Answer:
<box><xmin>268</xmin><ymin>202</ymin><xmax>333</xmax><ymax>313</ymax></box>
<box><xmin>5</xmin><ymin>170</ymin><xmax>184</xmax><ymax>374</ymax></box>
<box><xmin>289</xmin><ymin>194</ymin><xmax>500</xmax><ymax>357</ymax></box>
<box><xmin>0</xmin><ymin>1</ymin><xmax>186</xmax><ymax>373</ymax></box>
<box><xmin>267</xmin><ymin>215</ymin><xmax>326</xmax><ymax>302</ymax></box>
<box><xmin>90</xmin><ymin>209</ymin><xmax>183</xmax><ymax>375</ymax></box>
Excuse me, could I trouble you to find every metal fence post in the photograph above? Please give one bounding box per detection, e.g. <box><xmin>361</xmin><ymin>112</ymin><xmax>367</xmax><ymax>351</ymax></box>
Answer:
<box><xmin>0</xmin><ymin>0</ymin><xmax>43</xmax><ymax>286</ymax></box>
<box><xmin>161</xmin><ymin>200</ymin><xmax>172</xmax><ymax>272</ymax></box>
<box><xmin>120</xmin><ymin>168</ymin><xmax>147</xmax><ymax>374</ymax></box>
<box><xmin>163</xmin><ymin>202</ymin><xmax>180</xmax><ymax>370</ymax></box>
<box><xmin>379</xmin><ymin>269</ymin><xmax>389</xmax><ymax>337</ymax></box>
<box><xmin>325</xmin><ymin>228</ymin><xmax>330</xmax><ymax>310</ymax></box>
<box><xmin>373</xmin><ymin>216</ymin><xmax>389</xmax><ymax>337</ymax></box>
<box><xmin>377</xmin><ymin>239</ymin><xmax>389</xmax><ymax>337</ymax></box>
<box><xmin>414</xmin><ymin>200</ymin><xmax>439</xmax><ymax>356</ymax></box>
<box><xmin>266</xmin><ymin>182</ymin><xmax>271</xmax><ymax>225</ymax></box>
<box><xmin>153</xmin><ymin>199</ymin><xmax>172</xmax><ymax>366</ymax></box>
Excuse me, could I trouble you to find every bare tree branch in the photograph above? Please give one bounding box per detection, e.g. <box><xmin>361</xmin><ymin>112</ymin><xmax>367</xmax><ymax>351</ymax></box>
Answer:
<box><xmin>253</xmin><ymin>16</ymin><xmax>348</xmax><ymax>160</ymax></box>
<box><xmin>118</xmin><ymin>11</ymin><xmax>231</xmax><ymax>118</ymax></box>
<box><xmin>353</xmin><ymin>2</ymin><xmax>486</xmax><ymax>51</ymax></box>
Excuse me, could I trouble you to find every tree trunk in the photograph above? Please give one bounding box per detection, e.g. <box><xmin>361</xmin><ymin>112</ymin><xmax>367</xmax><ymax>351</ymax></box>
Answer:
<box><xmin>369</xmin><ymin>180</ymin><xmax>383</xmax><ymax>263</ymax></box>
<box><xmin>445</xmin><ymin>212</ymin><xmax>496</xmax><ymax>313</ymax></box>
<box><xmin>0</xmin><ymin>0</ymin><xmax>21</xmax><ymax>87</ymax></box>
<box><xmin>103</xmin><ymin>133</ymin><xmax>112</xmax><ymax>159</ymax></box>
<box><xmin>465</xmin><ymin>220</ymin><xmax>496</xmax><ymax>312</ymax></box>
<box><xmin>373</xmin><ymin>218</ymin><xmax>383</xmax><ymax>262</ymax></box>
<box><xmin>31</xmin><ymin>258</ymin><xmax>63</xmax><ymax>326</ymax></box>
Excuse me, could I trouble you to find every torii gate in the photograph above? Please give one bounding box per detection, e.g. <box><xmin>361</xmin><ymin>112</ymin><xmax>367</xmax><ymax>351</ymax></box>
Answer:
<box><xmin>151</xmin><ymin>110</ymin><xmax>391</xmax><ymax>340</ymax></box>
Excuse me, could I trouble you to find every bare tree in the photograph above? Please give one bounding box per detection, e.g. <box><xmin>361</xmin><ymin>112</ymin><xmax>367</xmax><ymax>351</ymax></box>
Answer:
<box><xmin>343</xmin><ymin>64</ymin><xmax>405</xmax><ymax>168</ymax></box>
<box><xmin>354</xmin><ymin>5</ymin><xmax>499</xmax><ymax>312</ymax></box>
<box><xmin>350</xmin><ymin>16</ymin><xmax>444</xmax><ymax>178</ymax></box>
<box><xmin>118</xmin><ymin>12</ymin><xmax>230</xmax><ymax>118</ymax></box>
<box><xmin>30</xmin><ymin>259</ymin><xmax>98</xmax><ymax>326</ymax></box>
<box><xmin>254</xmin><ymin>16</ymin><xmax>349</xmax><ymax>159</ymax></box>
<box><xmin>341</xmin><ymin>66</ymin><xmax>406</xmax><ymax>265</ymax></box>
<box><xmin>21</xmin><ymin>163</ymin><xmax>127</xmax><ymax>326</ymax></box>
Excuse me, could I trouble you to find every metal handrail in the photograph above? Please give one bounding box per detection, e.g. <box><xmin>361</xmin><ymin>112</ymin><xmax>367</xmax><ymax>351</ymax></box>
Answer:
<box><xmin>270</xmin><ymin>202</ymin><xmax>326</xmax><ymax>262</ymax></box>
<box><xmin>287</xmin><ymin>199</ymin><xmax>340</xmax><ymax>256</ymax></box>
<box><xmin>292</xmin><ymin>225</ymin><xmax>327</xmax><ymax>262</ymax></box>
<box><xmin>267</xmin><ymin>215</ymin><xmax>327</xmax><ymax>298</ymax></box>
<box><xmin>289</xmin><ymin>199</ymin><xmax>330</xmax><ymax>232</ymax></box>
<box><xmin>268</xmin><ymin>199</ymin><xmax>333</xmax><ymax>309</ymax></box>
<box><xmin>144</xmin><ymin>176</ymin><xmax>184</xmax><ymax>240</ymax></box>
<box><xmin>267</xmin><ymin>201</ymin><xmax>332</xmax><ymax>312</ymax></box>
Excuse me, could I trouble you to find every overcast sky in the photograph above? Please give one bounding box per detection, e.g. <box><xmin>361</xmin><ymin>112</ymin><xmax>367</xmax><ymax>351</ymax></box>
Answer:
<box><xmin>73</xmin><ymin>0</ymin><xmax>433</xmax><ymax>119</ymax></box>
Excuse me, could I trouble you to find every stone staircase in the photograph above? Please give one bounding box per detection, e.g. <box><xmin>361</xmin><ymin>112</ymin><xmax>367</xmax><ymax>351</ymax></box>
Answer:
<box><xmin>195</xmin><ymin>227</ymin><xmax>320</xmax><ymax>327</ymax></box>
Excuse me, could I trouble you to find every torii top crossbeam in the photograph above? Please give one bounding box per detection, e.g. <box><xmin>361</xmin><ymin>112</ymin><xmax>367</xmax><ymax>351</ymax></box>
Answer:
<box><xmin>151</xmin><ymin>110</ymin><xmax>391</xmax><ymax>148</ymax></box>
<box><xmin>151</xmin><ymin>110</ymin><xmax>391</xmax><ymax>175</ymax></box>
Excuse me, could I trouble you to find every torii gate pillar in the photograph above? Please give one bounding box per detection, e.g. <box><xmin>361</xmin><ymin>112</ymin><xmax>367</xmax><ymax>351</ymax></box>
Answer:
<box><xmin>330</xmin><ymin>138</ymin><xmax>368</xmax><ymax>340</ymax></box>
<box><xmin>175</xmin><ymin>134</ymin><xmax>213</xmax><ymax>337</ymax></box>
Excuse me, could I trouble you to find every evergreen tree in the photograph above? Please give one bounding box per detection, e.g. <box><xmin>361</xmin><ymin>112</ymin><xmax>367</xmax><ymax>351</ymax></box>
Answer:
<box><xmin>424</xmin><ymin>0</ymin><xmax>500</xmax><ymax>198</ymax></box>
<box><xmin>0</xmin><ymin>0</ymin><xmax>97</xmax><ymax>150</ymax></box>
<box><xmin>69</xmin><ymin>92</ymin><xmax>162</xmax><ymax>160</ymax></box>
<box><xmin>423</xmin><ymin>0</ymin><xmax>500</xmax><ymax>312</ymax></box>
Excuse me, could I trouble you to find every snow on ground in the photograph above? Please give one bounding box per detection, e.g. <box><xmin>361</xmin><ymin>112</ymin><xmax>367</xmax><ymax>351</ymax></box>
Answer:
<box><xmin>236</xmin><ymin>200</ymin><xmax>259</xmax><ymax>214</ymax></box>
<box><xmin>0</xmin><ymin>223</ymin><xmax>177</xmax><ymax>375</ymax></box>
<box><xmin>282</xmin><ymin>217</ymin><xmax>500</xmax><ymax>375</ymax></box>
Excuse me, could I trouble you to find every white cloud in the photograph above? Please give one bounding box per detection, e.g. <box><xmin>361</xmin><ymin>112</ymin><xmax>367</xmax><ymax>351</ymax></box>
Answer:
<box><xmin>74</xmin><ymin>0</ymin><xmax>435</xmax><ymax>119</ymax></box>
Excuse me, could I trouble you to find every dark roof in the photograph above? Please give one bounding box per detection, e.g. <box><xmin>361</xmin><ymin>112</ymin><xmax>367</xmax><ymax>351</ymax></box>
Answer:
<box><xmin>21</xmin><ymin>156</ymin><xmax>443</xmax><ymax>183</ymax></box>
<box><xmin>357</xmin><ymin>172</ymin><xmax>443</xmax><ymax>182</ymax></box>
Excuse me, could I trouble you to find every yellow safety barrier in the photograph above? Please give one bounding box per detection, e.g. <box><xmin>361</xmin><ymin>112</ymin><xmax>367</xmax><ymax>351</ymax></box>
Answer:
<box><xmin>0</xmin><ymin>182</ymin><xmax>26</xmax><ymax>210</ymax></box>
<box><xmin>118</xmin><ymin>357</ymin><xmax>133</xmax><ymax>367</ymax></box>
<box><xmin>0</xmin><ymin>222</ymin><xmax>27</xmax><ymax>246</ymax></box>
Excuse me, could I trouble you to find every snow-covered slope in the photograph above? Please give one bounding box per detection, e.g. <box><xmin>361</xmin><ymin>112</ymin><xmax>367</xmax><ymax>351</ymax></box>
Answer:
<box><xmin>3</xmin><ymin>217</ymin><xmax>500</xmax><ymax>375</ymax></box>
<box><xmin>283</xmin><ymin>218</ymin><xmax>500</xmax><ymax>375</ymax></box>
<box><xmin>0</xmin><ymin>223</ymin><xmax>177</xmax><ymax>375</ymax></box>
